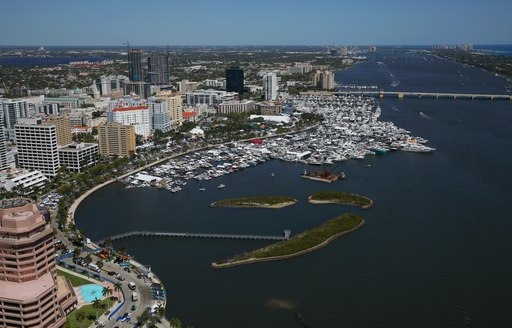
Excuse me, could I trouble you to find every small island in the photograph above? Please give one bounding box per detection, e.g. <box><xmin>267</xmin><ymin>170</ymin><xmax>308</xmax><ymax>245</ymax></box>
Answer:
<box><xmin>210</xmin><ymin>196</ymin><xmax>298</xmax><ymax>209</ymax></box>
<box><xmin>211</xmin><ymin>213</ymin><xmax>365</xmax><ymax>269</ymax></box>
<box><xmin>308</xmin><ymin>190</ymin><xmax>373</xmax><ymax>209</ymax></box>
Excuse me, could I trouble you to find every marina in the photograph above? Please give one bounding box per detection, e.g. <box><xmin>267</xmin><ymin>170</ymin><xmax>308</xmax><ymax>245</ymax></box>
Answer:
<box><xmin>123</xmin><ymin>95</ymin><xmax>435</xmax><ymax>193</ymax></box>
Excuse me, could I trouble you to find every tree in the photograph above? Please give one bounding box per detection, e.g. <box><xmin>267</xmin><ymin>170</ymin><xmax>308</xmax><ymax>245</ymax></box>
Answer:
<box><xmin>113</xmin><ymin>281</ymin><xmax>122</xmax><ymax>294</ymax></box>
<box><xmin>75</xmin><ymin>311</ymin><xmax>86</xmax><ymax>328</ymax></box>
<box><xmin>102</xmin><ymin>286</ymin><xmax>113</xmax><ymax>307</ymax></box>
<box><xmin>92</xmin><ymin>298</ymin><xmax>102</xmax><ymax>309</ymax></box>
<box><xmin>169</xmin><ymin>317</ymin><xmax>182</xmax><ymax>328</ymax></box>
<box><xmin>95</xmin><ymin>259</ymin><xmax>103</xmax><ymax>270</ymax></box>
<box><xmin>84</xmin><ymin>253</ymin><xmax>93</xmax><ymax>266</ymax></box>
<box><xmin>72</xmin><ymin>247</ymin><xmax>82</xmax><ymax>261</ymax></box>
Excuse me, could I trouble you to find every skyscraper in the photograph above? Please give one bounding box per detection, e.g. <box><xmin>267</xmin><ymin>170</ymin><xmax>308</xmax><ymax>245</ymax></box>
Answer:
<box><xmin>263</xmin><ymin>72</ymin><xmax>278</xmax><ymax>101</ymax></box>
<box><xmin>0</xmin><ymin>113</ymin><xmax>8</xmax><ymax>171</ymax></box>
<box><xmin>0</xmin><ymin>198</ymin><xmax>77</xmax><ymax>328</ymax></box>
<box><xmin>128</xmin><ymin>49</ymin><xmax>145</xmax><ymax>82</ymax></box>
<box><xmin>1</xmin><ymin>99</ymin><xmax>29</xmax><ymax>140</ymax></box>
<box><xmin>44</xmin><ymin>116</ymin><xmax>72</xmax><ymax>146</ymax></box>
<box><xmin>226</xmin><ymin>66</ymin><xmax>244</xmax><ymax>94</ymax></box>
<box><xmin>147</xmin><ymin>55</ymin><xmax>170</xmax><ymax>85</ymax></box>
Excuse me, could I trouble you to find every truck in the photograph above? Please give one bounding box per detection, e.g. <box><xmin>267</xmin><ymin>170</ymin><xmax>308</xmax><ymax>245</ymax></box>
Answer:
<box><xmin>131</xmin><ymin>292</ymin><xmax>138</xmax><ymax>301</ymax></box>
<box><xmin>88</xmin><ymin>263</ymin><xmax>101</xmax><ymax>273</ymax></box>
<box><xmin>128</xmin><ymin>282</ymin><xmax>136</xmax><ymax>290</ymax></box>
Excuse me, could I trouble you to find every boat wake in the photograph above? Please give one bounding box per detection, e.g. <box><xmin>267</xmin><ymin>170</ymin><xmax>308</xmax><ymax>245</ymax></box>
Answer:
<box><xmin>419</xmin><ymin>111</ymin><xmax>435</xmax><ymax>121</ymax></box>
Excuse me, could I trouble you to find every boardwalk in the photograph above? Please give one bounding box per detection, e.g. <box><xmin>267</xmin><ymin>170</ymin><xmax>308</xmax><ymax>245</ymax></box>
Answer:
<box><xmin>302</xmin><ymin>90</ymin><xmax>512</xmax><ymax>100</ymax></box>
<box><xmin>97</xmin><ymin>230</ymin><xmax>292</xmax><ymax>244</ymax></box>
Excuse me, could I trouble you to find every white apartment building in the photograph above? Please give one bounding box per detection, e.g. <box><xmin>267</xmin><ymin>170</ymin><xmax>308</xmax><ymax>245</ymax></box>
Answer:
<box><xmin>107</xmin><ymin>106</ymin><xmax>152</xmax><ymax>137</ymax></box>
<box><xmin>1</xmin><ymin>98</ymin><xmax>29</xmax><ymax>140</ymax></box>
<box><xmin>148</xmin><ymin>100</ymin><xmax>173</xmax><ymax>133</ymax></box>
<box><xmin>15</xmin><ymin>118</ymin><xmax>60</xmax><ymax>177</ymax></box>
<box><xmin>152</xmin><ymin>91</ymin><xmax>183</xmax><ymax>126</ymax></box>
<box><xmin>58</xmin><ymin>143</ymin><xmax>99</xmax><ymax>173</ymax></box>
<box><xmin>263</xmin><ymin>73</ymin><xmax>278</xmax><ymax>101</ymax></box>
<box><xmin>216</xmin><ymin>100</ymin><xmax>256</xmax><ymax>115</ymax></box>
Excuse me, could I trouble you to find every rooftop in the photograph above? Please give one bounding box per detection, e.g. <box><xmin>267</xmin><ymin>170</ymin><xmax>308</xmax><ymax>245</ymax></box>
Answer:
<box><xmin>0</xmin><ymin>272</ymin><xmax>55</xmax><ymax>301</ymax></box>
<box><xmin>113</xmin><ymin>106</ymin><xmax>149</xmax><ymax>112</ymax></box>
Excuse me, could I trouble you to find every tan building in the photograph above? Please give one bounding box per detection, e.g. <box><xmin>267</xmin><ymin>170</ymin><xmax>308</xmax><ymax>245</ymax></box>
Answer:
<box><xmin>153</xmin><ymin>90</ymin><xmax>183</xmax><ymax>125</ymax></box>
<box><xmin>0</xmin><ymin>198</ymin><xmax>77</xmax><ymax>328</ymax></box>
<box><xmin>98</xmin><ymin>123</ymin><xmax>136</xmax><ymax>157</ymax></box>
<box><xmin>312</xmin><ymin>70</ymin><xmax>335</xmax><ymax>90</ymax></box>
<box><xmin>44</xmin><ymin>116</ymin><xmax>72</xmax><ymax>146</ymax></box>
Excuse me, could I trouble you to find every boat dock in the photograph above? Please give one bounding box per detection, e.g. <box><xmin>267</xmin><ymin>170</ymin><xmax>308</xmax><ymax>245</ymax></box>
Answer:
<box><xmin>97</xmin><ymin>230</ymin><xmax>292</xmax><ymax>244</ymax></box>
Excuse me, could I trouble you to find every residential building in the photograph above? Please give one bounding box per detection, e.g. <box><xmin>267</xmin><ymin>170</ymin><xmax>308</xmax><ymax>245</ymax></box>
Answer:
<box><xmin>0</xmin><ymin>198</ymin><xmax>77</xmax><ymax>328</ymax></box>
<box><xmin>259</xmin><ymin>102</ymin><xmax>282</xmax><ymax>115</ymax></box>
<box><xmin>262</xmin><ymin>73</ymin><xmax>278</xmax><ymax>101</ymax></box>
<box><xmin>15</xmin><ymin>118</ymin><xmax>60</xmax><ymax>177</ymax></box>
<box><xmin>148</xmin><ymin>99</ymin><xmax>173</xmax><ymax>133</ymax></box>
<box><xmin>178</xmin><ymin>80</ymin><xmax>198</xmax><ymax>94</ymax></box>
<box><xmin>98</xmin><ymin>123</ymin><xmax>136</xmax><ymax>157</ymax></box>
<box><xmin>128</xmin><ymin>49</ymin><xmax>145</xmax><ymax>82</ymax></box>
<box><xmin>43</xmin><ymin>97</ymin><xmax>81</xmax><ymax>109</ymax></box>
<box><xmin>58</xmin><ymin>143</ymin><xmax>99</xmax><ymax>173</ymax></box>
<box><xmin>0</xmin><ymin>169</ymin><xmax>48</xmax><ymax>194</ymax></box>
<box><xmin>44</xmin><ymin>116</ymin><xmax>72</xmax><ymax>147</ymax></box>
<box><xmin>0</xmin><ymin>114</ymin><xmax>8</xmax><ymax>171</ymax></box>
<box><xmin>226</xmin><ymin>66</ymin><xmax>244</xmax><ymax>94</ymax></box>
<box><xmin>312</xmin><ymin>70</ymin><xmax>335</xmax><ymax>90</ymax></box>
<box><xmin>217</xmin><ymin>100</ymin><xmax>256</xmax><ymax>115</ymax></box>
<box><xmin>182</xmin><ymin>111</ymin><xmax>199</xmax><ymax>123</ymax></box>
<box><xmin>286</xmin><ymin>62</ymin><xmax>313</xmax><ymax>74</ymax></box>
<box><xmin>186</xmin><ymin>90</ymin><xmax>236</xmax><ymax>107</ymax></box>
<box><xmin>107</xmin><ymin>106</ymin><xmax>152</xmax><ymax>137</ymax></box>
<box><xmin>35</xmin><ymin>103</ymin><xmax>60</xmax><ymax>116</ymax></box>
<box><xmin>153</xmin><ymin>90</ymin><xmax>183</xmax><ymax>125</ymax></box>
<box><xmin>1</xmin><ymin>99</ymin><xmax>29</xmax><ymax>140</ymax></box>
<box><xmin>203</xmin><ymin>79</ymin><xmax>225</xmax><ymax>88</ymax></box>
<box><xmin>147</xmin><ymin>55</ymin><xmax>170</xmax><ymax>85</ymax></box>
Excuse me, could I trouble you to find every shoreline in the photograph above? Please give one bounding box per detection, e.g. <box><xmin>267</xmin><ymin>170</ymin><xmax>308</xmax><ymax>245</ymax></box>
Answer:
<box><xmin>210</xmin><ymin>200</ymin><xmax>297</xmax><ymax>209</ymax></box>
<box><xmin>211</xmin><ymin>218</ymin><xmax>365</xmax><ymax>269</ymax></box>
<box><xmin>308</xmin><ymin>197</ymin><xmax>374</xmax><ymax>209</ymax></box>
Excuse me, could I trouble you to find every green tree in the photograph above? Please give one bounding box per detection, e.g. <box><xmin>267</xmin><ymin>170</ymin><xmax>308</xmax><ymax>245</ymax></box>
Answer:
<box><xmin>169</xmin><ymin>317</ymin><xmax>182</xmax><ymax>328</ymax></box>
<box><xmin>75</xmin><ymin>311</ymin><xmax>86</xmax><ymax>328</ymax></box>
<box><xmin>102</xmin><ymin>286</ymin><xmax>113</xmax><ymax>307</ymax></box>
<box><xmin>113</xmin><ymin>281</ymin><xmax>122</xmax><ymax>295</ymax></box>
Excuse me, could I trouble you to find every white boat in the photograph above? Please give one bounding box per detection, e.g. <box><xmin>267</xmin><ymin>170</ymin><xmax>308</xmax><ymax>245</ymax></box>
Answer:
<box><xmin>218</xmin><ymin>184</ymin><xmax>225</xmax><ymax>189</ymax></box>
<box><xmin>199</xmin><ymin>188</ymin><xmax>206</xmax><ymax>191</ymax></box>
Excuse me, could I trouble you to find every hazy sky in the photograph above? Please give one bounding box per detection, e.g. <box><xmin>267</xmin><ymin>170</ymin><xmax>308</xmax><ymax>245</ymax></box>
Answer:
<box><xmin>2</xmin><ymin>0</ymin><xmax>511</xmax><ymax>46</ymax></box>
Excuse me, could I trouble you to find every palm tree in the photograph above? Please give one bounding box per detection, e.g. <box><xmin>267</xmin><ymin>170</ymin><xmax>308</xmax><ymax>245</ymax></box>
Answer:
<box><xmin>169</xmin><ymin>317</ymin><xmax>182</xmax><ymax>328</ymax></box>
<box><xmin>75</xmin><ymin>311</ymin><xmax>86</xmax><ymax>328</ymax></box>
<box><xmin>113</xmin><ymin>281</ymin><xmax>122</xmax><ymax>295</ymax></box>
<box><xmin>102</xmin><ymin>286</ymin><xmax>113</xmax><ymax>307</ymax></box>
<box><xmin>155</xmin><ymin>304</ymin><xmax>165</xmax><ymax>320</ymax></box>
<box><xmin>92</xmin><ymin>298</ymin><xmax>101</xmax><ymax>309</ymax></box>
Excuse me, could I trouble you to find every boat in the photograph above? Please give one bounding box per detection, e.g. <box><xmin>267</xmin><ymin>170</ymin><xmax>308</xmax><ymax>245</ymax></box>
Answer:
<box><xmin>198</xmin><ymin>188</ymin><xmax>206</xmax><ymax>191</ymax></box>
<box><xmin>218</xmin><ymin>184</ymin><xmax>226</xmax><ymax>189</ymax></box>
<box><xmin>301</xmin><ymin>169</ymin><xmax>345</xmax><ymax>183</ymax></box>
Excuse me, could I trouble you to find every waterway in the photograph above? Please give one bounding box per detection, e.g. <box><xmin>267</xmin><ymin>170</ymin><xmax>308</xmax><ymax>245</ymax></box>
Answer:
<box><xmin>76</xmin><ymin>48</ymin><xmax>512</xmax><ymax>328</ymax></box>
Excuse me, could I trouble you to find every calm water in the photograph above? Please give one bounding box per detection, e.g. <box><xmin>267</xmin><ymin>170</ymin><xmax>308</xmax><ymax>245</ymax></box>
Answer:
<box><xmin>76</xmin><ymin>49</ymin><xmax>512</xmax><ymax>327</ymax></box>
<box><xmin>0</xmin><ymin>56</ymin><xmax>105</xmax><ymax>66</ymax></box>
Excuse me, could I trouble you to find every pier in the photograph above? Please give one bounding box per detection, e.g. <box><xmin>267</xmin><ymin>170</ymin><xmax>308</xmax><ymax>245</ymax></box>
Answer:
<box><xmin>302</xmin><ymin>90</ymin><xmax>512</xmax><ymax>100</ymax></box>
<box><xmin>97</xmin><ymin>230</ymin><xmax>292</xmax><ymax>244</ymax></box>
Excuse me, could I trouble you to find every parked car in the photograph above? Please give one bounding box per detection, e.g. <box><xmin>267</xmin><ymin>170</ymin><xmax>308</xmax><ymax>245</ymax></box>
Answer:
<box><xmin>123</xmin><ymin>267</ymin><xmax>131</xmax><ymax>273</ymax></box>
<box><xmin>107</xmin><ymin>271</ymin><xmax>116</xmax><ymax>276</ymax></box>
<box><xmin>116</xmin><ymin>274</ymin><xmax>125</xmax><ymax>281</ymax></box>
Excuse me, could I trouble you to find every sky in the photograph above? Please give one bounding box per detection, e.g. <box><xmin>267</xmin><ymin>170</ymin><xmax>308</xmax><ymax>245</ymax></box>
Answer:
<box><xmin>1</xmin><ymin>0</ymin><xmax>511</xmax><ymax>46</ymax></box>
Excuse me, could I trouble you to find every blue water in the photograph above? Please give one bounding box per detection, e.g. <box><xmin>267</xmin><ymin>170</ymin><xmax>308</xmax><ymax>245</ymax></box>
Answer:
<box><xmin>474</xmin><ymin>44</ymin><xmax>512</xmax><ymax>57</ymax></box>
<box><xmin>79</xmin><ymin>284</ymin><xmax>105</xmax><ymax>303</ymax></box>
<box><xmin>0</xmin><ymin>56</ymin><xmax>106</xmax><ymax>66</ymax></box>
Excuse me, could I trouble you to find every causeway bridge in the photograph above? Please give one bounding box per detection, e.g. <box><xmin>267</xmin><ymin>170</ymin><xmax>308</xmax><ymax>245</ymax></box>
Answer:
<box><xmin>302</xmin><ymin>90</ymin><xmax>512</xmax><ymax>100</ymax></box>
<box><xmin>97</xmin><ymin>230</ymin><xmax>291</xmax><ymax>244</ymax></box>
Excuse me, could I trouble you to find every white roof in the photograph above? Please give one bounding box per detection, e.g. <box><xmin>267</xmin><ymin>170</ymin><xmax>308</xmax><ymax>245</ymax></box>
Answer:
<box><xmin>134</xmin><ymin>173</ymin><xmax>162</xmax><ymax>183</ymax></box>
<box><xmin>249</xmin><ymin>114</ymin><xmax>290</xmax><ymax>123</ymax></box>
<box><xmin>189</xmin><ymin>127</ymin><xmax>205</xmax><ymax>135</ymax></box>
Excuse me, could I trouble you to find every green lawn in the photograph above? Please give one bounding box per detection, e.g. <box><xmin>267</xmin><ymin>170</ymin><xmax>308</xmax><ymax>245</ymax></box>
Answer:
<box><xmin>64</xmin><ymin>299</ymin><xmax>110</xmax><ymax>328</ymax></box>
<box><xmin>57</xmin><ymin>269</ymin><xmax>93</xmax><ymax>287</ymax></box>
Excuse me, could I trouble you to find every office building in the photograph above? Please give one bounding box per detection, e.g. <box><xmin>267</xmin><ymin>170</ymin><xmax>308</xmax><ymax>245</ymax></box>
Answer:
<box><xmin>153</xmin><ymin>90</ymin><xmax>183</xmax><ymax>125</ymax></box>
<box><xmin>44</xmin><ymin>116</ymin><xmax>72</xmax><ymax>147</ymax></box>
<box><xmin>147</xmin><ymin>55</ymin><xmax>170</xmax><ymax>85</ymax></box>
<box><xmin>263</xmin><ymin>73</ymin><xmax>278</xmax><ymax>101</ymax></box>
<box><xmin>0</xmin><ymin>114</ymin><xmax>8</xmax><ymax>171</ymax></box>
<box><xmin>178</xmin><ymin>80</ymin><xmax>199</xmax><ymax>94</ymax></box>
<box><xmin>94</xmin><ymin>75</ymin><xmax>129</xmax><ymax>97</ymax></box>
<box><xmin>226</xmin><ymin>66</ymin><xmax>244</xmax><ymax>94</ymax></box>
<box><xmin>15</xmin><ymin>118</ymin><xmax>60</xmax><ymax>177</ymax></box>
<box><xmin>124</xmin><ymin>81</ymin><xmax>150</xmax><ymax>99</ymax></box>
<box><xmin>58</xmin><ymin>143</ymin><xmax>98</xmax><ymax>173</ymax></box>
<box><xmin>107</xmin><ymin>106</ymin><xmax>152</xmax><ymax>137</ymax></box>
<box><xmin>217</xmin><ymin>100</ymin><xmax>256</xmax><ymax>115</ymax></box>
<box><xmin>0</xmin><ymin>198</ymin><xmax>77</xmax><ymax>328</ymax></box>
<box><xmin>98</xmin><ymin>123</ymin><xmax>136</xmax><ymax>157</ymax></box>
<box><xmin>186</xmin><ymin>90</ymin><xmax>236</xmax><ymax>107</ymax></box>
<box><xmin>128</xmin><ymin>49</ymin><xmax>145</xmax><ymax>82</ymax></box>
<box><xmin>1</xmin><ymin>99</ymin><xmax>29</xmax><ymax>140</ymax></box>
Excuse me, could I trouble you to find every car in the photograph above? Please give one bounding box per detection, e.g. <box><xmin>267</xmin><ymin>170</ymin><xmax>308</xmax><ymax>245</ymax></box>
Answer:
<box><xmin>116</xmin><ymin>274</ymin><xmax>125</xmax><ymax>281</ymax></box>
<box><xmin>123</xmin><ymin>267</ymin><xmax>131</xmax><ymax>273</ymax></box>
<box><xmin>96</xmin><ymin>323</ymin><xmax>105</xmax><ymax>328</ymax></box>
<box><xmin>136</xmin><ymin>274</ymin><xmax>143</xmax><ymax>279</ymax></box>
<box><xmin>107</xmin><ymin>271</ymin><xmax>116</xmax><ymax>276</ymax></box>
<box><xmin>131</xmin><ymin>304</ymin><xmax>137</xmax><ymax>311</ymax></box>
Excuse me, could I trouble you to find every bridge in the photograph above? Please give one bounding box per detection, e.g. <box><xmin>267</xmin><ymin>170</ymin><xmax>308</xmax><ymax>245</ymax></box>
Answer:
<box><xmin>301</xmin><ymin>90</ymin><xmax>512</xmax><ymax>100</ymax></box>
<box><xmin>97</xmin><ymin>230</ymin><xmax>292</xmax><ymax>244</ymax></box>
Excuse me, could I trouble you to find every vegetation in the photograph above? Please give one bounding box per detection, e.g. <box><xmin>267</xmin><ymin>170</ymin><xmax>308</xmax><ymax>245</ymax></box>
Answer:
<box><xmin>211</xmin><ymin>196</ymin><xmax>297</xmax><ymax>208</ymax></box>
<box><xmin>215</xmin><ymin>213</ymin><xmax>364</xmax><ymax>265</ymax></box>
<box><xmin>434</xmin><ymin>49</ymin><xmax>512</xmax><ymax>77</ymax></box>
<box><xmin>63</xmin><ymin>299</ymin><xmax>110</xmax><ymax>328</ymax></box>
<box><xmin>309</xmin><ymin>190</ymin><xmax>373</xmax><ymax>208</ymax></box>
<box><xmin>56</xmin><ymin>269</ymin><xmax>91</xmax><ymax>287</ymax></box>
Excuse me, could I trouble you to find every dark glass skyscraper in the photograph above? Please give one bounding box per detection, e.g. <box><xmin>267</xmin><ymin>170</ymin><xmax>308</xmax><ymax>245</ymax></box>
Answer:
<box><xmin>226</xmin><ymin>66</ymin><xmax>244</xmax><ymax>94</ymax></box>
<box><xmin>128</xmin><ymin>49</ymin><xmax>145</xmax><ymax>82</ymax></box>
<box><xmin>148</xmin><ymin>55</ymin><xmax>170</xmax><ymax>85</ymax></box>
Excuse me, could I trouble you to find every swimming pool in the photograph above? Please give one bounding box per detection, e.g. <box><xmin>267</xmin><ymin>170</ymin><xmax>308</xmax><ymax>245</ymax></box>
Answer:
<box><xmin>79</xmin><ymin>284</ymin><xmax>104</xmax><ymax>303</ymax></box>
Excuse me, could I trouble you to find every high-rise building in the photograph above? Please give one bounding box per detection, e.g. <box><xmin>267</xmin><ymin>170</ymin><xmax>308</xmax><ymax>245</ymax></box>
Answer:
<box><xmin>217</xmin><ymin>100</ymin><xmax>256</xmax><ymax>115</ymax></box>
<box><xmin>128</xmin><ymin>49</ymin><xmax>145</xmax><ymax>82</ymax></box>
<box><xmin>148</xmin><ymin>99</ymin><xmax>173</xmax><ymax>133</ymax></box>
<box><xmin>58</xmin><ymin>143</ymin><xmax>99</xmax><ymax>173</ymax></box>
<box><xmin>153</xmin><ymin>90</ymin><xmax>184</xmax><ymax>125</ymax></box>
<box><xmin>0</xmin><ymin>198</ymin><xmax>77</xmax><ymax>328</ymax></box>
<box><xmin>95</xmin><ymin>75</ymin><xmax>129</xmax><ymax>97</ymax></box>
<box><xmin>15</xmin><ymin>118</ymin><xmax>60</xmax><ymax>177</ymax></box>
<box><xmin>312</xmin><ymin>70</ymin><xmax>335</xmax><ymax>90</ymax></box>
<box><xmin>44</xmin><ymin>116</ymin><xmax>72</xmax><ymax>147</ymax></box>
<box><xmin>226</xmin><ymin>67</ymin><xmax>244</xmax><ymax>94</ymax></box>
<box><xmin>98</xmin><ymin>123</ymin><xmax>136</xmax><ymax>157</ymax></box>
<box><xmin>1</xmin><ymin>99</ymin><xmax>29</xmax><ymax>140</ymax></box>
<box><xmin>0</xmin><ymin>114</ymin><xmax>8</xmax><ymax>171</ymax></box>
<box><xmin>263</xmin><ymin>73</ymin><xmax>278</xmax><ymax>101</ymax></box>
<box><xmin>107</xmin><ymin>106</ymin><xmax>152</xmax><ymax>137</ymax></box>
<box><xmin>147</xmin><ymin>55</ymin><xmax>170</xmax><ymax>85</ymax></box>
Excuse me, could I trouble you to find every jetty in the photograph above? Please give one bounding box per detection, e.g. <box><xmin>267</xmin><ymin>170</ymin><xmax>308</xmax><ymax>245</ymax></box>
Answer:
<box><xmin>97</xmin><ymin>230</ymin><xmax>291</xmax><ymax>244</ymax></box>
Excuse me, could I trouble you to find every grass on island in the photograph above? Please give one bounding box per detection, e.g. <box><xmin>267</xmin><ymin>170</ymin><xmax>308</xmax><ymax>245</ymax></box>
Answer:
<box><xmin>211</xmin><ymin>195</ymin><xmax>297</xmax><ymax>207</ymax></box>
<box><xmin>57</xmin><ymin>269</ymin><xmax>92</xmax><ymax>287</ymax></box>
<box><xmin>309</xmin><ymin>190</ymin><xmax>372</xmax><ymax>208</ymax></box>
<box><xmin>64</xmin><ymin>299</ymin><xmax>110</xmax><ymax>328</ymax></box>
<box><xmin>217</xmin><ymin>213</ymin><xmax>364</xmax><ymax>264</ymax></box>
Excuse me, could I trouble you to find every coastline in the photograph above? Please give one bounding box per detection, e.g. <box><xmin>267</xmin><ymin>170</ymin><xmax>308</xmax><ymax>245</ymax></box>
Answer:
<box><xmin>308</xmin><ymin>197</ymin><xmax>374</xmax><ymax>209</ymax></box>
<box><xmin>211</xmin><ymin>218</ymin><xmax>365</xmax><ymax>269</ymax></box>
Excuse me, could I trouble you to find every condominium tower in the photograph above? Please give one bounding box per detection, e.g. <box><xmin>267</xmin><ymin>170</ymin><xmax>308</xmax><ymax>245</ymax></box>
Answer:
<box><xmin>128</xmin><ymin>49</ymin><xmax>145</xmax><ymax>82</ymax></box>
<box><xmin>98</xmin><ymin>123</ymin><xmax>136</xmax><ymax>157</ymax></box>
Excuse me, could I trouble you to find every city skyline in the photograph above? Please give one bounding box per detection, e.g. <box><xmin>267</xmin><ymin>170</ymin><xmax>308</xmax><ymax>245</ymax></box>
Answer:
<box><xmin>1</xmin><ymin>0</ymin><xmax>511</xmax><ymax>46</ymax></box>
